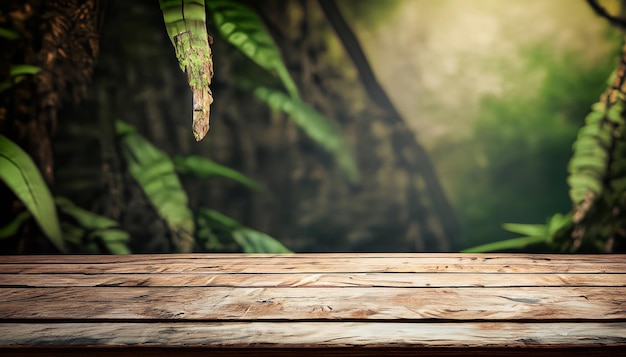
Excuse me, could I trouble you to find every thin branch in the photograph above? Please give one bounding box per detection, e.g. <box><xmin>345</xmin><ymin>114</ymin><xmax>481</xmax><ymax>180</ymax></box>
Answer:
<box><xmin>317</xmin><ymin>0</ymin><xmax>461</xmax><ymax>249</ymax></box>
<box><xmin>586</xmin><ymin>0</ymin><xmax>626</xmax><ymax>29</ymax></box>
<box><xmin>317</xmin><ymin>0</ymin><xmax>398</xmax><ymax>115</ymax></box>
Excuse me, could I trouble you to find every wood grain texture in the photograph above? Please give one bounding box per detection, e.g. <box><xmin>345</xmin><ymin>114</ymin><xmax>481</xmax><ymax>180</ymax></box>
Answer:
<box><xmin>1</xmin><ymin>322</ymin><xmax>625</xmax><ymax>347</ymax></box>
<box><xmin>1</xmin><ymin>286</ymin><xmax>624</xmax><ymax>320</ymax></box>
<box><xmin>0</xmin><ymin>254</ymin><xmax>625</xmax><ymax>356</ymax></box>
<box><xmin>2</xmin><ymin>254</ymin><xmax>625</xmax><ymax>273</ymax></box>
<box><xmin>2</xmin><ymin>272</ymin><xmax>624</xmax><ymax>288</ymax></box>
<box><xmin>4</xmin><ymin>347</ymin><xmax>626</xmax><ymax>357</ymax></box>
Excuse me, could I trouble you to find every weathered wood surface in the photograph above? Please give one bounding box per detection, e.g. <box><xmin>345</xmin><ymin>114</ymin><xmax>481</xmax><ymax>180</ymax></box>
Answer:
<box><xmin>0</xmin><ymin>254</ymin><xmax>625</xmax><ymax>356</ymax></box>
<box><xmin>1</xmin><ymin>286</ymin><xmax>624</xmax><ymax>320</ymax></box>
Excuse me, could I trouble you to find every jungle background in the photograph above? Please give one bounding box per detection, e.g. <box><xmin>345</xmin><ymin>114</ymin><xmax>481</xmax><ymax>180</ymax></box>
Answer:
<box><xmin>1</xmin><ymin>0</ymin><xmax>625</xmax><ymax>254</ymax></box>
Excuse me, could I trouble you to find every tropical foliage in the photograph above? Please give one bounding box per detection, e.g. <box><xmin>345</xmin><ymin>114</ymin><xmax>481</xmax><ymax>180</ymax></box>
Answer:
<box><xmin>0</xmin><ymin>135</ymin><xmax>64</xmax><ymax>251</ymax></box>
<box><xmin>3</xmin><ymin>0</ymin><xmax>358</xmax><ymax>254</ymax></box>
<box><xmin>161</xmin><ymin>0</ymin><xmax>359</xmax><ymax>182</ymax></box>
<box><xmin>464</xmin><ymin>46</ymin><xmax>626</xmax><ymax>253</ymax></box>
<box><xmin>116</xmin><ymin>120</ymin><xmax>291</xmax><ymax>253</ymax></box>
<box><xmin>0</xmin><ymin>135</ymin><xmax>131</xmax><ymax>254</ymax></box>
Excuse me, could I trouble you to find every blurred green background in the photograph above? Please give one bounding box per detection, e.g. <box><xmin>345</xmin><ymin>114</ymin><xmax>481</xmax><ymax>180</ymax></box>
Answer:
<box><xmin>347</xmin><ymin>0</ymin><xmax>622</xmax><ymax>249</ymax></box>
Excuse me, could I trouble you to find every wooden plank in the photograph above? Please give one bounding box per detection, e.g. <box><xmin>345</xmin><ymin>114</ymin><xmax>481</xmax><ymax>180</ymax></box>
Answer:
<box><xmin>2</xmin><ymin>254</ymin><xmax>624</xmax><ymax>266</ymax></box>
<box><xmin>2</xmin><ymin>253</ymin><xmax>624</xmax><ymax>263</ymax></box>
<box><xmin>4</xmin><ymin>347</ymin><xmax>626</xmax><ymax>357</ymax></box>
<box><xmin>1</xmin><ymin>286</ymin><xmax>624</xmax><ymax>320</ymax></box>
<box><xmin>1</xmin><ymin>322</ymin><xmax>625</xmax><ymax>348</ymax></box>
<box><xmin>1</xmin><ymin>254</ymin><xmax>625</xmax><ymax>355</ymax></box>
<box><xmin>1</xmin><ymin>272</ymin><xmax>624</xmax><ymax>288</ymax></box>
<box><xmin>2</xmin><ymin>256</ymin><xmax>625</xmax><ymax>273</ymax></box>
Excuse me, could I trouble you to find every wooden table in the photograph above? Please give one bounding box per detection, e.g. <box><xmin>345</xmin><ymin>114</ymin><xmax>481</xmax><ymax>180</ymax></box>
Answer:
<box><xmin>0</xmin><ymin>254</ymin><xmax>625</xmax><ymax>356</ymax></box>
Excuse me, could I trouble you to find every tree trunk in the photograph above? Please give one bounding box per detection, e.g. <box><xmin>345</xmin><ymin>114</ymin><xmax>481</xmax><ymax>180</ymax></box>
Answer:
<box><xmin>0</xmin><ymin>0</ymin><xmax>101</xmax><ymax>253</ymax></box>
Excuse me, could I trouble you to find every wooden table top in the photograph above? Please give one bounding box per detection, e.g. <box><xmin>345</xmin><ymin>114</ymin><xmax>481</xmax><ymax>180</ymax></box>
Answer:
<box><xmin>0</xmin><ymin>253</ymin><xmax>625</xmax><ymax>356</ymax></box>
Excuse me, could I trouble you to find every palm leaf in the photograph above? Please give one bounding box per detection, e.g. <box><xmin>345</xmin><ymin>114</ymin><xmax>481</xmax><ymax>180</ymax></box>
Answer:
<box><xmin>55</xmin><ymin>197</ymin><xmax>131</xmax><ymax>254</ymax></box>
<box><xmin>232</xmin><ymin>228</ymin><xmax>292</xmax><ymax>254</ymax></box>
<box><xmin>197</xmin><ymin>208</ymin><xmax>292</xmax><ymax>253</ymax></box>
<box><xmin>116</xmin><ymin>121</ymin><xmax>195</xmax><ymax>252</ymax></box>
<box><xmin>0</xmin><ymin>135</ymin><xmax>65</xmax><ymax>251</ymax></box>
<box><xmin>206</xmin><ymin>0</ymin><xmax>300</xmax><ymax>99</ymax></box>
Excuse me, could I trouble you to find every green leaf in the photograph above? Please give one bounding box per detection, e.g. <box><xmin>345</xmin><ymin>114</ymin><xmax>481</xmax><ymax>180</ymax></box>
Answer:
<box><xmin>55</xmin><ymin>197</ymin><xmax>131</xmax><ymax>254</ymax></box>
<box><xmin>461</xmin><ymin>235</ymin><xmax>548</xmax><ymax>253</ymax></box>
<box><xmin>207</xmin><ymin>0</ymin><xmax>300</xmax><ymax>99</ymax></box>
<box><xmin>0</xmin><ymin>211</ymin><xmax>31</xmax><ymax>239</ymax></box>
<box><xmin>546</xmin><ymin>213</ymin><xmax>572</xmax><ymax>237</ymax></box>
<box><xmin>102</xmin><ymin>241</ymin><xmax>132</xmax><ymax>255</ymax></box>
<box><xmin>91</xmin><ymin>229</ymin><xmax>131</xmax><ymax>254</ymax></box>
<box><xmin>116</xmin><ymin>121</ymin><xmax>195</xmax><ymax>252</ymax></box>
<box><xmin>9</xmin><ymin>65</ymin><xmax>41</xmax><ymax>77</ymax></box>
<box><xmin>56</xmin><ymin>197</ymin><xmax>118</xmax><ymax>230</ymax></box>
<box><xmin>566</xmin><ymin>72</ymin><xmax>626</xmax><ymax>208</ymax></box>
<box><xmin>198</xmin><ymin>208</ymin><xmax>240</xmax><ymax>230</ymax></box>
<box><xmin>0</xmin><ymin>135</ymin><xmax>65</xmax><ymax>251</ymax></box>
<box><xmin>197</xmin><ymin>208</ymin><xmax>292</xmax><ymax>253</ymax></box>
<box><xmin>501</xmin><ymin>223</ymin><xmax>547</xmax><ymax>237</ymax></box>
<box><xmin>464</xmin><ymin>212</ymin><xmax>572</xmax><ymax>253</ymax></box>
<box><xmin>232</xmin><ymin>227</ymin><xmax>292</xmax><ymax>254</ymax></box>
<box><xmin>0</xmin><ymin>28</ymin><xmax>19</xmax><ymax>40</ymax></box>
<box><xmin>0</xmin><ymin>65</ymin><xmax>42</xmax><ymax>93</ymax></box>
<box><xmin>252</xmin><ymin>86</ymin><xmax>360</xmax><ymax>183</ymax></box>
<box><xmin>174</xmin><ymin>155</ymin><xmax>266</xmax><ymax>192</ymax></box>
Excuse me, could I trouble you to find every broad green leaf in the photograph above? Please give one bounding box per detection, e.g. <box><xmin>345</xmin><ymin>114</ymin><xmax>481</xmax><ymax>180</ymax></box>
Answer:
<box><xmin>55</xmin><ymin>197</ymin><xmax>131</xmax><ymax>254</ymax></box>
<box><xmin>160</xmin><ymin>0</ymin><xmax>213</xmax><ymax>141</ymax></box>
<box><xmin>461</xmin><ymin>235</ymin><xmax>548</xmax><ymax>253</ymax></box>
<box><xmin>174</xmin><ymin>155</ymin><xmax>265</xmax><ymax>192</ymax></box>
<box><xmin>91</xmin><ymin>229</ymin><xmax>131</xmax><ymax>255</ymax></box>
<box><xmin>116</xmin><ymin>121</ymin><xmax>195</xmax><ymax>252</ymax></box>
<box><xmin>196</xmin><ymin>208</ymin><xmax>235</xmax><ymax>252</ymax></box>
<box><xmin>56</xmin><ymin>197</ymin><xmax>118</xmax><ymax>230</ymax></box>
<box><xmin>207</xmin><ymin>0</ymin><xmax>300</xmax><ymax>99</ymax></box>
<box><xmin>232</xmin><ymin>228</ymin><xmax>291</xmax><ymax>254</ymax></box>
<box><xmin>0</xmin><ymin>135</ymin><xmax>64</xmax><ymax>251</ymax></box>
<box><xmin>103</xmin><ymin>241</ymin><xmax>132</xmax><ymax>255</ymax></box>
<box><xmin>197</xmin><ymin>208</ymin><xmax>292</xmax><ymax>253</ymax></box>
<box><xmin>252</xmin><ymin>86</ymin><xmax>360</xmax><ymax>183</ymax></box>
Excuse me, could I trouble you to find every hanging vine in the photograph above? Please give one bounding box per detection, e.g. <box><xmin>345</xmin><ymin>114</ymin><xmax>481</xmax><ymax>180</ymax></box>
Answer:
<box><xmin>159</xmin><ymin>0</ymin><xmax>214</xmax><ymax>141</ymax></box>
<box><xmin>565</xmin><ymin>38</ymin><xmax>626</xmax><ymax>251</ymax></box>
